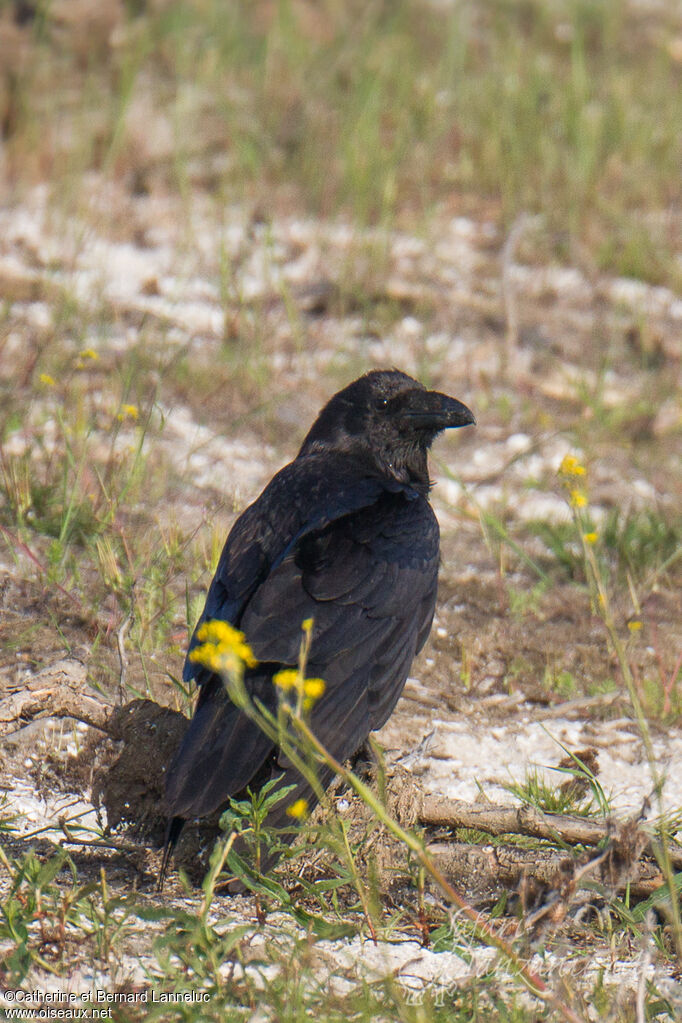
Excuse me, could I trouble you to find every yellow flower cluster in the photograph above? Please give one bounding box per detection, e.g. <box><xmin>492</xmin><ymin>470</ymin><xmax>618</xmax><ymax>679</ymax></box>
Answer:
<box><xmin>188</xmin><ymin>619</ymin><xmax>257</xmax><ymax>672</ymax></box>
<box><xmin>559</xmin><ymin>454</ymin><xmax>588</xmax><ymax>510</ymax></box>
<box><xmin>75</xmin><ymin>348</ymin><xmax>100</xmax><ymax>370</ymax></box>
<box><xmin>303</xmin><ymin>678</ymin><xmax>325</xmax><ymax>701</ymax></box>
<box><xmin>117</xmin><ymin>404</ymin><xmax>139</xmax><ymax>421</ymax></box>
<box><xmin>286</xmin><ymin>798</ymin><xmax>309</xmax><ymax>820</ymax></box>
<box><xmin>273</xmin><ymin>667</ymin><xmax>326</xmax><ymax>710</ymax></box>
<box><xmin>271</xmin><ymin>669</ymin><xmax>298</xmax><ymax>691</ymax></box>
<box><xmin>558</xmin><ymin>454</ymin><xmax>586</xmax><ymax>477</ymax></box>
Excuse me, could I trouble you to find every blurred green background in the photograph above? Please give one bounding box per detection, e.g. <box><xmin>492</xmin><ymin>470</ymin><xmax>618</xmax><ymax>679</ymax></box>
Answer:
<box><xmin>2</xmin><ymin>0</ymin><xmax>680</xmax><ymax>286</ymax></box>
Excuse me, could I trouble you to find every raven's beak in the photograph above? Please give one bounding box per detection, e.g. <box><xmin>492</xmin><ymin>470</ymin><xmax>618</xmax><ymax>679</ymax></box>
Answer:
<box><xmin>401</xmin><ymin>389</ymin><xmax>476</xmax><ymax>431</ymax></box>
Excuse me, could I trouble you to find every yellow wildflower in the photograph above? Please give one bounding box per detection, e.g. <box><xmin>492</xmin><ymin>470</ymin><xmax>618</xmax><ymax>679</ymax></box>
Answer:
<box><xmin>286</xmin><ymin>798</ymin><xmax>309</xmax><ymax>820</ymax></box>
<box><xmin>303</xmin><ymin>678</ymin><xmax>325</xmax><ymax>701</ymax></box>
<box><xmin>569</xmin><ymin>490</ymin><xmax>587</xmax><ymax>509</ymax></box>
<box><xmin>302</xmin><ymin>677</ymin><xmax>326</xmax><ymax>711</ymax></box>
<box><xmin>117</xmin><ymin>404</ymin><xmax>139</xmax><ymax>421</ymax></box>
<box><xmin>273</xmin><ymin>669</ymin><xmax>299</xmax><ymax>692</ymax></box>
<box><xmin>188</xmin><ymin>643</ymin><xmax>221</xmax><ymax>672</ymax></box>
<box><xmin>302</xmin><ymin>617</ymin><xmax>314</xmax><ymax>633</ymax></box>
<box><xmin>627</xmin><ymin>620</ymin><xmax>642</xmax><ymax>633</ymax></box>
<box><xmin>79</xmin><ymin>348</ymin><xmax>99</xmax><ymax>361</ymax></box>
<box><xmin>39</xmin><ymin>373</ymin><xmax>56</xmax><ymax>387</ymax></box>
<box><xmin>188</xmin><ymin>619</ymin><xmax>257</xmax><ymax>671</ymax></box>
<box><xmin>273</xmin><ymin>660</ymin><xmax>326</xmax><ymax>711</ymax></box>
<box><xmin>558</xmin><ymin>454</ymin><xmax>586</xmax><ymax>477</ymax></box>
<box><xmin>583</xmin><ymin>532</ymin><xmax>598</xmax><ymax>544</ymax></box>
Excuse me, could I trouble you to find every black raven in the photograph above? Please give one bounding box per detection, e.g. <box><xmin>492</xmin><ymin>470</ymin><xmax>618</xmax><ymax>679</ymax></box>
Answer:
<box><xmin>160</xmin><ymin>370</ymin><xmax>474</xmax><ymax>882</ymax></box>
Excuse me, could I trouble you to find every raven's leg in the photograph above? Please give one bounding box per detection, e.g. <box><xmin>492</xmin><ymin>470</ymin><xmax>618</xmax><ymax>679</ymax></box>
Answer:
<box><xmin>157</xmin><ymin>816</ymin><xmax>185</xmax><ymax>891</ymax></box>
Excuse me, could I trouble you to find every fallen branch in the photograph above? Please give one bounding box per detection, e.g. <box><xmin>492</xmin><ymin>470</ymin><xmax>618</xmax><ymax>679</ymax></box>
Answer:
<box><xmin>417</xmin><ymin>793</ymin><xmax>682</xmax><ymax>870</ymax></box>
<box><xmin>427</xmin><ymin>841</ymin><xmax>665</xmax><ymax>903</ymax></box>
<box><xmin>419</xmin><ymin>793</ymin><xmax>607</xmax><ymax>846</ymax></box>
<box><xmin>0</xmin><ymin>660</ymin><xmax>116</xmax><ymax>739</ymax></box>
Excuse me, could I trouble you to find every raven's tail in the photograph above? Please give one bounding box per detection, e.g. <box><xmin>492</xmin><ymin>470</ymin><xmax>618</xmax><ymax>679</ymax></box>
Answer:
<box><xmin>157</xmin><ymin>815</ymin><xmax>185</xmax><ymax>891</ymax></box>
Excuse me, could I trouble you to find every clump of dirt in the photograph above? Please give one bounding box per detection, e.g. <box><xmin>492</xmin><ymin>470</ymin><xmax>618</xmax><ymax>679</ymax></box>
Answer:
<box><xmin>90</xmin><ymin>699</ymin><xmax>187</xmax><ymax>845</ymax></box>
<box><xmin>87</xmin><ymin>698</ymin><xmax>238</xmax><ymax>886</ymax></box>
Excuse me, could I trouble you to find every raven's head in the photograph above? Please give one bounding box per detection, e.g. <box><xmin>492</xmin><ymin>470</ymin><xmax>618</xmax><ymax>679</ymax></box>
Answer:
<box><xmin>299</xmin><ymin>370</ymin><xmax>475</xmax><ymax>489</ymax></box>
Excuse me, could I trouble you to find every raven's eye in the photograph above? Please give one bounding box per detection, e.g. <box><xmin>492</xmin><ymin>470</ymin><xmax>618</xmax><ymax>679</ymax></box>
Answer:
<box><xmin>375</xmin><ymin>397</ymin><xmax>389</xmax><ymax>412</ymax></box>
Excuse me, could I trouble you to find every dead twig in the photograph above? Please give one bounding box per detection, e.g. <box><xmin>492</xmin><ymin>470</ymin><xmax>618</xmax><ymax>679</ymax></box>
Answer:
<box><xmin>58</xmin><ymin>819</ymin><xmax>142</xmax><ymax>856</ymax></box>
<box><xmin>117</xmin><ymin>585</ymin><xmax>136</xmax><ymax>704</ymax></box>
<box><xmin>532</xmin><ymin>689</ymin><xmax>623</xmax><ymax>720</ymax></box>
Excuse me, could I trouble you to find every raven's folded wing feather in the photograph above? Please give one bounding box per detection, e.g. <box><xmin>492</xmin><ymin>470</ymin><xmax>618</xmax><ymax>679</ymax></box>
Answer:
<box><xmin>165</xmin><ymin>676</ymin><xmax>278</xmax><ymax>818</ymax></box>
<box><xmin>241</xmin><ymin>490</ymin><xmax>439</xmax><ymax>760</ymax></box>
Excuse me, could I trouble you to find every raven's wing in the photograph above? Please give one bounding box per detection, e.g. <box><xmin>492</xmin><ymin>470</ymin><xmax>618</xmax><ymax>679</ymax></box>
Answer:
<box><xmin>166</xmin><ymin>457</ymin><xmax>405</xmax><ymax>819</ymax></box>
<box><xmin>240</xmin><ymin>488</ymin><xmax>440</xmax><ymax>764</ymax></box>
<box><xmin>167</xmin><ymin>488</ymin><xmax>438</xmax><ymax>820</ymax></box>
